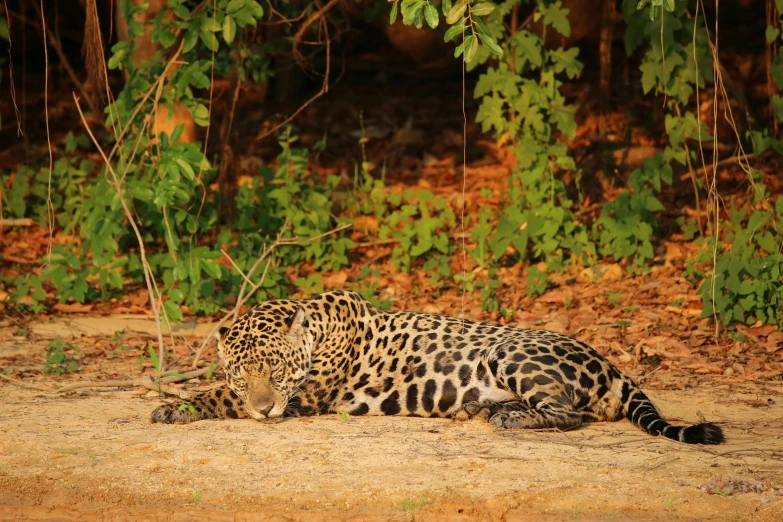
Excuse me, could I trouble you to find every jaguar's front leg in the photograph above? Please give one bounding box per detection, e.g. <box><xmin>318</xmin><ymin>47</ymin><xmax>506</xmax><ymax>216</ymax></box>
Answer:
<box><xmin>151</xmin><ymin>384</ymin><xmax>249</xmax><ymax>423</ymax></box>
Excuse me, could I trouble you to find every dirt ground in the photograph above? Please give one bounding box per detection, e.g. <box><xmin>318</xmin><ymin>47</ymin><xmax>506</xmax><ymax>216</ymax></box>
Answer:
<box><xmin>0</xmin><ymin>315</ymin><xmax>781</xmax><ymax>521</ymax></box>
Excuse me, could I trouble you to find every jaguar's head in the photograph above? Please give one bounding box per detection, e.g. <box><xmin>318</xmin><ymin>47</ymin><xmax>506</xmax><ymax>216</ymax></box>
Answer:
<box><xmin>215</xmin><ymin>307</ymin><xmax>312</xmax><ymax>420</ymax></box>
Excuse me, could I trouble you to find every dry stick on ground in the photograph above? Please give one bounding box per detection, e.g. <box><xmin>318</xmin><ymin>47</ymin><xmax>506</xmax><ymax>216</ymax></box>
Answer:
<box><xmin>190</xmin><ymin>221</ymin><xmax>352</xmax><ymax>367</ymax></box>
<box><xmin>0</xmin><ymin>372</ymin><xmax>51</xmax><ymax>392</ymax></box>
<box><xmin>0</xmin><ymin>218</ymin><xmax>33</xmax><ymax>227</ymax></box>
<box><xmin>55</xmin><ymin>366</ymin><xmax>213</xmax><ymax>395</ymax></box>
<box><xmin>73</xmin><ymin>95</ymin><xmax>167</xmax><ymax>368</ymax></box>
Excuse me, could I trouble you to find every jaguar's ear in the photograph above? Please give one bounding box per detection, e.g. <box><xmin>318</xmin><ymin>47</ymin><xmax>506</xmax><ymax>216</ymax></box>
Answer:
<box><xmin>214</xmin><ymin>326</ymin><xmax>230</xmax><ymax>342</ymax></box>
<box><xmin>214</xmin><ymin>326</ymin><xmax>230</xmax><ymax>358</ymax></box>
<box><xmin>288</xmin><ymin>307</ymin><xmax>307</xmax><ymax>344</ymax></box>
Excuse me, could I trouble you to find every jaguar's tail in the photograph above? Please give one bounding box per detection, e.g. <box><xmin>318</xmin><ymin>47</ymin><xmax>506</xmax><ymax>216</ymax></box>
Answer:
<box><xmin>617</xmin><ymin>376</ymin><xmax>725</xmax><ymax>444</ymax></box>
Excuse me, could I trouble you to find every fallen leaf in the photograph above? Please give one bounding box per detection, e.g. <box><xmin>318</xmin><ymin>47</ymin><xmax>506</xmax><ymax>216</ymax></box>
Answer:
<box><xmin>765</xmin><ymin>332</ymin><xmax>783</xmax><ymax>354</ymax></box>
<box><xmin>635</xmin><ymin>336</ymin><xmax>694</xmax><ymax>360</ymax></box>
<box><xmin>543</xmin><ymin>321</ymin><xmax>567</xmax><ymax>335</ymax></box>
<box><xmin>682</xmin><ymin>362</ymin><xmax>724</xmax><ymax>374</ymax></box>
<box><xmin>52</xmin><ymin>303</ymin><xmax>94</xmax><ymax>313</ymax></box>
<box><xmin>322</xmin><ymin>271</ymin><xmax>348</xmax><ymax>288</ymax></box>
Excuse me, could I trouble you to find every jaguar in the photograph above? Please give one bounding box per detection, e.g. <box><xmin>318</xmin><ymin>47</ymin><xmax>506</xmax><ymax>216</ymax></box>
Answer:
<box><xmin>151</xmin><ymin>290</ymin><xmax>724</xmax><ymax>444</ymax></box>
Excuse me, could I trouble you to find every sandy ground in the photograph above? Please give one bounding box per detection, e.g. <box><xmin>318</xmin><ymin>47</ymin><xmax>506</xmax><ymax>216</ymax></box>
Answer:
<box><xmin>1</xmin><ymin>317</ymin><xmax>782</xmax><ymax>521</ymax></box>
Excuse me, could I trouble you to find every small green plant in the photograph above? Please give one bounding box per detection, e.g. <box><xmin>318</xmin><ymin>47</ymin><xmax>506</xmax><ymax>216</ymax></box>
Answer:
<box><xmin>525</xmin><ymin>265</ymin><xmax>549</xmax><ymax>298</ymax></box>
<box><xmin>593</xmin><ymin>155</ymin><xmax>672</xmax><ymax>271</ymax></box>
<box><xmin>697</xmin><ymin>196</ymin><xmax>783</xmax><ymax>327</ymax></box>
<box><xmin>399</xmin><ymin>497</ymin><xmax>428</xmax><ymax>511</ymax></box>
<box><xmin>43</xmin><ymin>339</ymin><xmax>79</xmax><ymax>376</ymax></box>
<box><xmin>192</xmin><ymin>488</ymin><xmax>201</xmax><ymax>504</ymax></box>
<box><xmin>178</xmin><ymin>404</ymin><xmax>196</xmax><ymax>414</ymax></box>
<box><xmin>726</xmin><ymin>329</ymin><xmax>749</xmax><ymax>344</ymax></box>
<box><xmin>336</xmin><ymin>411</ymin><xmax>350</xmax><ymax>421</ymax></box>
<box><xmin>614</xmin><ymin>320</ymin><xmax>632</xmax><ymax>330</ymax></box>
<box><xmin>608</xmin><ymin>291</ymin><xmax>622</xmax><ymax>307</ymax></box>
<box><xmin>670</xmin><ymin>297</ymin><xmax>685</xmax><ymax>308</ymax></box>
<box><xmin>663</xmin><ymin>497</ymin><xmax>681</xmax><ymax>511</ymax></box>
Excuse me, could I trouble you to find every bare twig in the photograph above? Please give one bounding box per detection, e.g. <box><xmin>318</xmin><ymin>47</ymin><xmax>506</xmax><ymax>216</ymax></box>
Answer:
<box><xmin>255</xmin><ymin>0</ymin><xmax>336</xmax><ymax>142</ymax></box>
<box><xmin>644</xmin><ymin>456</ymin><xmax>680</xmax><ymax>472</ymax></box>
<box><xmin>55</xmin><ymin>366</ymin><xmax>213</xmax><ymax>394</ymax></box>
<box><xmin>2</xmin><ymin>0</ymin><xmax>23</xmax><ymax>136</ymax></box>
<box><xmin>105</xmin><ymin>40</ymin><xmax>185</xmax><ymax>165</ymax></box>
<box><xmin>73</xmin><ymin>94</ymin><xmax>167</xmax><ymax>368</ymax></box>
<box><xmin>221</xmin><ymin>249</ymin><xmax>255</xmax><ymax>287</ymax></box>
<box><xmin>291</xmin><ymin>0</ymin><xmax>341</xmax><ymax>70</ymax></box>
<box><xmin>191</xmin><ymin>222</ymin><xmax>352</xmax><ymax>367</ymax></box>
<box><xmin>29</xmin><ymin>0</ymin><xmax>100</xmax><ymax>117</ymax></box>
<box><xmin>0</xmin><ymin>372</ymin><xmax>51</xmax><ymax>391</ymax></box>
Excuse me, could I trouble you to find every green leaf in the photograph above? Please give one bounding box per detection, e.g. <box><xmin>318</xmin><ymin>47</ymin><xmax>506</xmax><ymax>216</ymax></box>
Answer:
<box><xmin>163</xmin><ymin>300</ymin><xmax>183</xmax><ymax>322</ymax></box>
<box><xmin>169</xmin><ymin>288</ymin><xmax>185</xmax><ymax>302</ymax></box>
<box><xmin>471</xmin><ymin>3</ymin><xmax>495</xmax><ymax>16</ymax></box>
<box><xmin>424</xmin><ymin>4</ymin><xmax>439</xmax><ymax>29</ymax></box>
<box><xmin>540</xmin><ymin>1</ymin><xmax>571</xmax><ymax>38</ymax></box>
<box><xmin>199</xmin><ymin>29</ymin><xmax>218</xmax><ymax>51</ymax></box>
<box><xmin>454</xmin><ymin>34</ymin><xmax>474</xmax><ymax>58</ymax></box>
<box><xmin>182</xmin><ymin>28</ymin><xmax>199</xmax><ymax>53</ymax></box>
<box><xmin>108</xmin><ymin>271</ymin><xmax>123</xmax><ymax>289</ymax></box>
<box><xmin>767</xmin><ymin>26</ymin><xmax>781</xmax><ymax>44</ymax></box>
<box><xmin>390</xmin><ymin>1</ymin><xmax>398</xmax><ymax>24</ymax></box>
<box><xmin>444</xmin><ymin>20</ymin><xmax>466</xmax><ymax>42</ymax></box>
<box><xmin>222</xmin><ymin>15</ymin><xmax>237</xmax><ymax>44</ymax></box>
<box><xmin>402</xmin><ymin>0</ymin><xmax>425</xmax><ymax>24</ymax></box>
<box><xmin>201</xmin><ymin>259</ymin><xmax>222</xmax><ymax>278</ymax></box>
<box><xmin>639</xmin><ymin>61</ymin><xmax>658</xmax><ymax>94</ymax></box>
<box><xmin>173</xmin><ymin>4</ymin><xmax>190</xmax><ymax>20</ymax></box>
<box><xmin>0</xmin><ymin>16</ymin><xmax>9</xmax><ymax>41</ymax></box>
<box><xmin>464</xmin><ymin>33</ymin><xmax>479</xmax><ymax>63</ymax></box>
<box><xmin>226</xmin><ymin>0</ymin><xmax>247</xmax><ymax>14</ymax></box>
<box><xmin>442</xmin><ymin>0</ymin><xmax>452</xmax><ymax>15</ymax></box>
<box><xmin>772</xmin><ymin>95</ymin><xmax>783</xmax><ymax>121</ymax></box>
<box><xmin>446</xmin><ymin>0</ymin><xmax>467</xmax><ymax>25</ymax></box>
<box><xmin>175</xmin><ymin>158</ymin><xmax>196</xmax><ymax>180</ymax></box>
<box><xmin>190</xmin><ymin>103</ymin><xmax>210</xmax><ymax>126</ymax></box>
<box><xmin>477</xmin><ymin>33</ymin><xmax>503</xmax><ymax>56</ymax></box>
<box><xmin>148</xmin><ymin>342</ymin><xmax>161</xmax><ymax>373</ymax></box>
<box><xmin>769</xmin><ymin>58</ymin><xmax>783</xmax><ymax>89</ymax></box>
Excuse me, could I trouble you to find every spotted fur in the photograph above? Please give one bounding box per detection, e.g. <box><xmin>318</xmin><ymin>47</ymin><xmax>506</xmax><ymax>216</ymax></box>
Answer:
<box><xmin>151</xmin><ymin>291</ymin><xmax>724</xmax><ymax>444</ymax></box>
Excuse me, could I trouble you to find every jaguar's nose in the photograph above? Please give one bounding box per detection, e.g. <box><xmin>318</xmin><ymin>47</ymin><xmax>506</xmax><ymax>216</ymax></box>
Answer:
<box><xmin>256</xmin><ymin>402</ymin><xmax>274</xmax><ymax>416</ymax></box>
<box><xmin>250</xmin><ymin>396</ymin><xmax>275</xmax><ymax>417</ymax></box>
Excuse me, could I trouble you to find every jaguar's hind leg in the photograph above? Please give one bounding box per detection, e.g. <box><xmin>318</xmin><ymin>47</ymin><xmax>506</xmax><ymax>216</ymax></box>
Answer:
<box><xmin>452</xmin><ymin>400</ymin><xmax>530</xmax><ymax>422</ymax></box>
<box><xmin>581</xmin><ymin>392</ymin><xmax>623</xmax><ymax>423</ymax></box>
<box><xmin>488</xmin><ymin>394</ymin><xmax>583</xmax><ymax>431</ymax></box>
